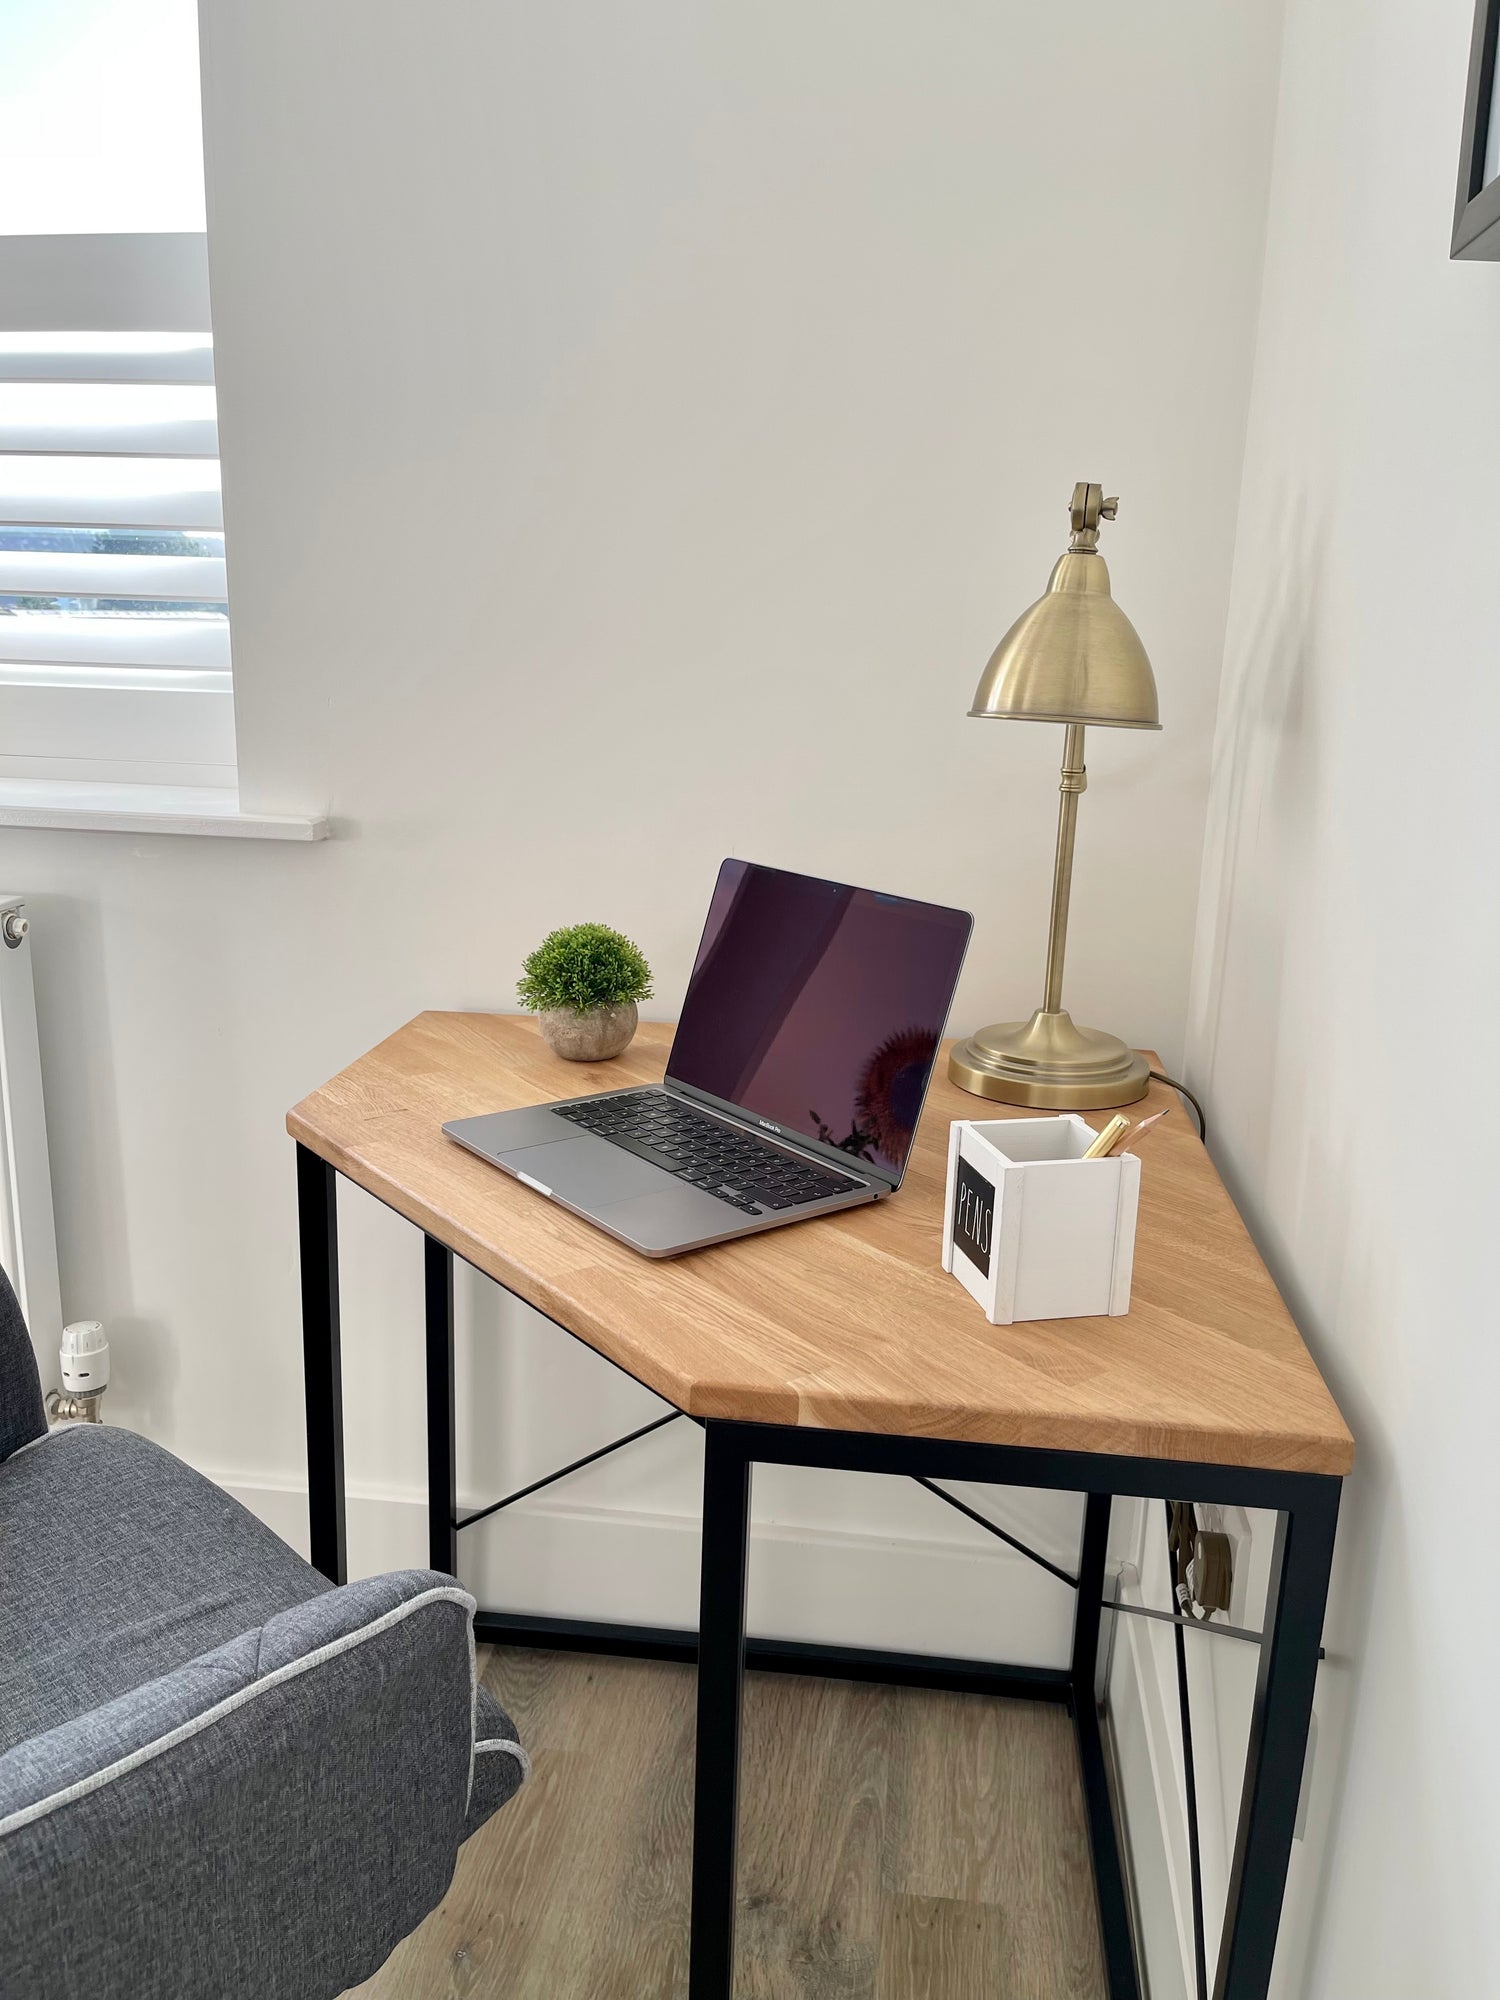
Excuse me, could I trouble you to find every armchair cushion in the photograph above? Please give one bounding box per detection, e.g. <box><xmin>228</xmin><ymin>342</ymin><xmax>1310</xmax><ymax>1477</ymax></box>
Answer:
<box><xmin>0</xmin><ymin>1424</ymin><xmax>331</xmax><ymax>1750</ymax></box>
<box><xmin>0</xmin><ymin>1425</ymin><xmax>526</xmax><ymax>1999</ymax></box>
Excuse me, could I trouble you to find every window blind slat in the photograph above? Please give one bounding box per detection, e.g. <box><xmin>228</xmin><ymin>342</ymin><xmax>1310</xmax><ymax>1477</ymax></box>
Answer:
<box><xmin>0</xmin><ymin>338</ymin><xmax>214</xmax><ymax>385</ymax></box>
<box><xmin>0</xmin><ymin>417</ymin><xmax>218</xmax><ymax>458</ymax></box>
<box><xmin>0</xmin><ymin>237</ymin><xmax>211</xmax><ymax>336</ymax></box>
<box><xmin>0</xmin><ymin>661</ymin><xmax>229</xmax><ymax>694</ymax></box>
<box><xmin>0</xmin><ymin>552</ymin><xmax>227</xmax><ymax>601</ymax></box>
<box><xmin>0</xmin><ymin>384</ymin><xmax>218</xmax><ymax>458</ymax></box>
<box><xmin>0</xmin><ymin>459</ymin><xmax>222</xmax><ymax>529</ymax></box>
<box><xmin>0</xmin><ymin>614</ymin><xmax>230</xmax><ymax>670</ymax></box>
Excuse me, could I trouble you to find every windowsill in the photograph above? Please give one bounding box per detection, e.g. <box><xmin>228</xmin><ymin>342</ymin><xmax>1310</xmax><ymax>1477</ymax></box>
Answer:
<box><xmin>0</xmin><ymin>777</ymin><xmax>329</xmax><ymax>841</ymax></box>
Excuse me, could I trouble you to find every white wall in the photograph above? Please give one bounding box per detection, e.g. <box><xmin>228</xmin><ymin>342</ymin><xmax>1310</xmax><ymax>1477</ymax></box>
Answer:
<box><xmin>1186</xmin><ymin>0</ymin><xmax>1500</xmax><ymax>1991</ymax></box>
<box><xmin>4</xmin><ymin>2</ymin><xmax>1282</xmax><ymax>1652</ymax></box>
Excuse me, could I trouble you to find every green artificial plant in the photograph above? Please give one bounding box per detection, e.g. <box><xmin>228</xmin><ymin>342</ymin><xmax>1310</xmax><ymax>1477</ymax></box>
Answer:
<box><xmin>517</xmin><ymin>922</ymin><xmax>654</xmax><ymax>1015</ymax></box>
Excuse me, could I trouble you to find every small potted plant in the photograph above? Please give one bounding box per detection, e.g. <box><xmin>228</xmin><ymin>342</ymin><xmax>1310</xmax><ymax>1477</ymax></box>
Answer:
<box><xmin>517</xmin><ymin>922</ymin><xmax>653</xmax><ymax>1062</ymax></box>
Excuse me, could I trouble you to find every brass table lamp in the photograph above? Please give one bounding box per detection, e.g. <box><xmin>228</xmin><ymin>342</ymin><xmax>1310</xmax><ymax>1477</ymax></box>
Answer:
<box><xmin>948</xmin><ymin>481</ymin><xmax>1160</xmax><ymax>1110</ymax></box>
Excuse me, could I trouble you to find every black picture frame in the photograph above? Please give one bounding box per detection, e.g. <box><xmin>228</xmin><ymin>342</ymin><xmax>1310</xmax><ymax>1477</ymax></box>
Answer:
<box><xmin>1454</xmin><ymin>0</ymin><xmax>1500</xmax><ymax>257</ymax></box>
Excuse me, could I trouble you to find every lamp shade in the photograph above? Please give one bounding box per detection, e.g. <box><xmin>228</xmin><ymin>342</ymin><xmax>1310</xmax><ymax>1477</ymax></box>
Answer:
<box><xmin>969</xmin><ymin>549</ymin><xmax>1160</xmax><ymax>730</ymax></box>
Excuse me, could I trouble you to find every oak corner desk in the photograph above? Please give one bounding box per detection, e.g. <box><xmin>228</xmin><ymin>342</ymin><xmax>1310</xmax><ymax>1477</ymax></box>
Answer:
<box><xmin>288</xmin><ymin>1012</ymin><xmax>1353</xmax><ymax>2000</ymax></box>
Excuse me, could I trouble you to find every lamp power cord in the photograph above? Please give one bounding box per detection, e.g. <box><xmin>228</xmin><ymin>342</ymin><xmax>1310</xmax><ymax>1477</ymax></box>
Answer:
<box><xmin>1148</xmin><ymin>1069</ymin><xmax>1207</xmax><ymax>1147</ymax></box>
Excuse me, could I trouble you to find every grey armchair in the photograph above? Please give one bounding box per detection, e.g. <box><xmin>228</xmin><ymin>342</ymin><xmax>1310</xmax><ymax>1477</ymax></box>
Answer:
<box><xmin>0</xmin><ymin>1271</ymin><xmax>525</xmax><ymax>2000</ymax></box>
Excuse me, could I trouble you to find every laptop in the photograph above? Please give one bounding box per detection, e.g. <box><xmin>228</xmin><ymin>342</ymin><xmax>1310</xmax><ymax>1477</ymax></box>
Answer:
<box><xmin>444</xmin><ymin>859</ymin><xmax>972</xmax><ymax>1257</ymax></box>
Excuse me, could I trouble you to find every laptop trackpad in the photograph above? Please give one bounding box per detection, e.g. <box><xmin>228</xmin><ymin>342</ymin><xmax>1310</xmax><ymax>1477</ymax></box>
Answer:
<box><xmin>497</xmin><ymin>1135</ymin><xmax>666</xmax><ymax>1207</ymax></box>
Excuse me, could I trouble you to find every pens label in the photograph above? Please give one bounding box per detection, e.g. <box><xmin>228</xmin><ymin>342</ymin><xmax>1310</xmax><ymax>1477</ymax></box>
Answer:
<box><xmin>952</xmin><ymin>1154</ymin><xmax>995</xmax><ymax>1278</ymax></box>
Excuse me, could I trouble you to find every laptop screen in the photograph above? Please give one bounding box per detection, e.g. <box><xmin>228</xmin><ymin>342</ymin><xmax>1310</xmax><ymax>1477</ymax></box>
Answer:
<box><xmin>667</xmin><ymin>860</ymin><xmax>972</xmax><ymax>1182</ymax></box>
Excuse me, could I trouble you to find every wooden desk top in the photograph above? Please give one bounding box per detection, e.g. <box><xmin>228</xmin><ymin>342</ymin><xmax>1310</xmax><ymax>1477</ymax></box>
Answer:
<box><xmin>288</xmin><ymin>1014</ymin><xmax>1353</xmax><ymax>1475</ymax></box>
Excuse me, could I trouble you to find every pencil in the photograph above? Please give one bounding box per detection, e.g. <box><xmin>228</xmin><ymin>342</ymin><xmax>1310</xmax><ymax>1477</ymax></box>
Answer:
<box><xmin>1081</xmin><ymin>1114</ymin><xmax>1131</xmax><ymax>1161</ymax></box>
<box><xmin>1113</xmin><ymin>1107</ymin><xmax>1171</xmax><ymax>1155</ymax></box>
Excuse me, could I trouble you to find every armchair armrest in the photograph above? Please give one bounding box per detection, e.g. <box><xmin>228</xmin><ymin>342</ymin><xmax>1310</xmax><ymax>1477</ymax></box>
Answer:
<box><xmin>0</xmin><ymin>1570</ymin><xmax>508</xmax><ymax>2000</ymax></box>
<box><xmin>0</xmin><ymin>1268</ymin><xmax>45</xmax><ymax>1464</ymax></box>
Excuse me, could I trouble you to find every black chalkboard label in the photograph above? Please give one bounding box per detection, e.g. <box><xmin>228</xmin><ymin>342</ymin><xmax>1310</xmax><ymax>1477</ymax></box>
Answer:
<box><xmin>953</xmin><ymin>1154</ymin><xmax>995</xmax><ymax>1277</ymax></box>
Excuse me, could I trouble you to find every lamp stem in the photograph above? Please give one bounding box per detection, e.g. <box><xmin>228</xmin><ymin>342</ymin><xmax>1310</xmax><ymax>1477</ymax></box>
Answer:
<box><xmin>1042</xmin><ymin>724</ymin><xmax>1087</xmax><ymax>1015</ymax></box>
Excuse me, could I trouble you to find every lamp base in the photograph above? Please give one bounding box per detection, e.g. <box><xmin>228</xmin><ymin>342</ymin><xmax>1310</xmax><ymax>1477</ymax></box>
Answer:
<box><xmin>948</xmin><ymin>1008</ymin><xmax>1150</xmax><ymax>1110</ymax></box>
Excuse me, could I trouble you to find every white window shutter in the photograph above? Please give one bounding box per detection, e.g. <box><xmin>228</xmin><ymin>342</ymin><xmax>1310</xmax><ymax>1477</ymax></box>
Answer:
<box><xmin>0</xmin><ymin>234</ymin><xmax>235</xmax><ymax>787</ymax></box>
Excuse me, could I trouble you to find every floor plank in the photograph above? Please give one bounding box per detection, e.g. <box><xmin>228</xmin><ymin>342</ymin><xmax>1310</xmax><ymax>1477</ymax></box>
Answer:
<box><xmin>889</xmin><ymin>1689</ymin><xmax>1104</xmax><ymax>1999</ymax></box>
<box><xmin>347</xmin><ymin>1646</ymin><xmax>1106</xmax><ymax>2000</ymax></box>
<box><xmin>735</xmin><ymin>1673</ymin><xmax>891</xmax><ymax>1999</ymax></box>
<box><xmin>875</xmin><ymin>1895</ymin><xmax>1012</xmax><ymax>2000</ymax></box>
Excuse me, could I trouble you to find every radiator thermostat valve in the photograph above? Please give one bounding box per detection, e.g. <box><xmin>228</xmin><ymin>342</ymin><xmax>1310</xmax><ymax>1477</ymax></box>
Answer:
<box><xmin>49</xmin><ymin>1321</ymin><xmax>110</xmax><ymax>1423</ymax></box>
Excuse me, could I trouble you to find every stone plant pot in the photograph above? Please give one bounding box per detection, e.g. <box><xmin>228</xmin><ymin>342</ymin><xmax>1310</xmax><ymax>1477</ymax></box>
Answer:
<box><xmin>536</xmin><ymin>1001</ymin><xmax>638</xmax><ymax>1063</ymax></box>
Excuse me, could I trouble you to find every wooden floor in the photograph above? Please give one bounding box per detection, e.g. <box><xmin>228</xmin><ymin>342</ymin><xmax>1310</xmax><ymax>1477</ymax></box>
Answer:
<box><xmin>349</xmin><ymin>1645</ymin><xmax>1108</xmax><ymax>2000</ymax></box>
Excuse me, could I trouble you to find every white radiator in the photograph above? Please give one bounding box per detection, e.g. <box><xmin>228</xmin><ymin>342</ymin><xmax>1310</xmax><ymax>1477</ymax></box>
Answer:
<box><xmin>0</xmin><ymin>892</ymin><xmax>62</xmax><ymax>1385</ymax></box>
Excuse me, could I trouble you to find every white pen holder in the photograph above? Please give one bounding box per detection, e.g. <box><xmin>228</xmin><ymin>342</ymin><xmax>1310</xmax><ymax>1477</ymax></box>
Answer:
<box><xmin>941</xmin><ymin>1115</ymin><xmax>1141</xmax><ymax>1324</ymax></box>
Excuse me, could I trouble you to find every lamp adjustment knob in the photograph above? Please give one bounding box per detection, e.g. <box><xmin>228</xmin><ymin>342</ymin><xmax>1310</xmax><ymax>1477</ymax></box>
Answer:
<box><xmin>1068</xmin><ymin>482</ymin><xmax>1117</xmax><ymax>551</ymax></box>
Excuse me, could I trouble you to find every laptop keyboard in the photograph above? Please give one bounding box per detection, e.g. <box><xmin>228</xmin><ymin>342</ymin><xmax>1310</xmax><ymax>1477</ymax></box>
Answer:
<box><xmin>553</xmin><ymin>1091</ymin><xmax>865</xmax><ymax>1215</ymax></box>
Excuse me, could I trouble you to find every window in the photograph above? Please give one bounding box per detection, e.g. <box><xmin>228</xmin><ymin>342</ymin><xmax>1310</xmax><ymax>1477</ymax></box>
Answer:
<box><xmin>0</xmin><ymin>0</ymin><xmax>234</xmax><ymax>793</ymax></box>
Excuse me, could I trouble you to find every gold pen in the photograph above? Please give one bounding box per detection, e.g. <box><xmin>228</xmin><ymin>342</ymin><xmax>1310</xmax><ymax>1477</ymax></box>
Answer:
<box><xmin>1081</xmin><ymin>1114</ymin><xmax>1131</xmax><ymax>1161</ymax></box>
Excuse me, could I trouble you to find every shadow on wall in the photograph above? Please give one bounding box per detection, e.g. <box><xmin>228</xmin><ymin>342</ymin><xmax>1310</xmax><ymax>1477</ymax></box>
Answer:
<box><xmin>95</xmin><ymin>1315</ymin><xmax>181</xmax><ymax>1439</ymax></box>
<box><xmin>1188</xmin><ymin>483</ymin><xmax>1327</xmax><ymax>1138</ymax></box>
<box><xmin>1182</xmin><ymin>480</ymin><xmax>1441</xmax><ymax>1996</ymax></box>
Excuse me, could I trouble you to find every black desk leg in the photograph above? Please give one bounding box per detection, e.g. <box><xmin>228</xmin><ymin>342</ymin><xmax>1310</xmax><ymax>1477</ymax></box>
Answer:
<box><xmin>1214</xmin><ymin>1482</ymin><xmax>1340</xmax><ymax>2000</ymax></box>
<box><xmin>1072</xmin><ymin>1495</ymin><xmax>1141</xmax><ymax>2000</ymax></box>
<box><xmin>424</xmin><ymin>1235</ymin><xmax>458</xmax><ymax>1577</ymax></box>
<box><xmin>688</xmin><ymin>1422</ymin><xmax>753</xmax><ymax>2000</ymax></box>
<box><xmin>1072</xmin><ymin>1492</ymin><xmax>1111</xmax><ymax>1693</ymax></box>
<box><xmin>296</xmin><ymin>1144</ymin><xmax>346</xmax><ymax>1585</ymax></box>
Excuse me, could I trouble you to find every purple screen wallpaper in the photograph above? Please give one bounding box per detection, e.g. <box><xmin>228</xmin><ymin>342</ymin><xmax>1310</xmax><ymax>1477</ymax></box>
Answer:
<box><xmin>667</xmin><ymin>861</ymin><xmax>971</xmax><ymax>1177</ymax></box>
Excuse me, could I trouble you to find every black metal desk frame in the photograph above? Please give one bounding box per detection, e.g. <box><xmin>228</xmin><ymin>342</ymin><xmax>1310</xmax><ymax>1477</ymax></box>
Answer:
<box><xmin>296</xmin><ymin>1143</ymin><xmax>1340</xmax><ymax>2000</ymax></box>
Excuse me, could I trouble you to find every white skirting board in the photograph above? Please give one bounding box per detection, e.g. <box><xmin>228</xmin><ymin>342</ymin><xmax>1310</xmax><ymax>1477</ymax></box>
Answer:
<box><xmin>218</xmin><ymin>1474</ymin><xmax>1082</xmax><ymax>1667</ymax></box>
